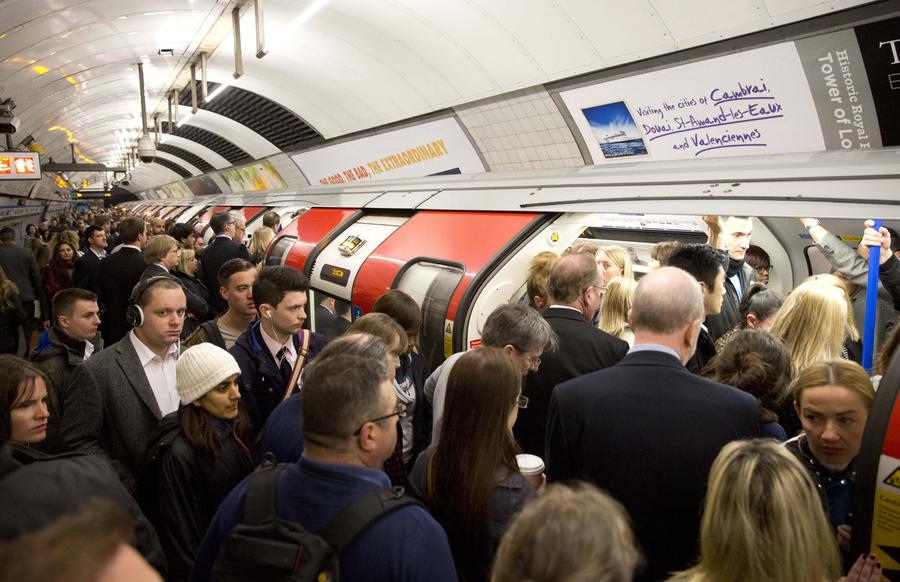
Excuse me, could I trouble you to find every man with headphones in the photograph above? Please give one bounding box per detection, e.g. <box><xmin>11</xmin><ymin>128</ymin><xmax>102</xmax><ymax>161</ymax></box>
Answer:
<box><xmin>61</xmin><ymin>276</ymin><xmax>186</xmax><ymax>492</ymax></box>
<box><xmin>230</xmin><ymin>266</ymin><xmax>326</xmax><ymax>431</ymax></box>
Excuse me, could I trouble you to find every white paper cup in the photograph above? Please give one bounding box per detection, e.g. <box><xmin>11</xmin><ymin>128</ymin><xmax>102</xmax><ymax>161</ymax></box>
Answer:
<box><xmin>516</xmin><ymin>454</ymin><xmax>545</xmax><ymax>490</ymax></box>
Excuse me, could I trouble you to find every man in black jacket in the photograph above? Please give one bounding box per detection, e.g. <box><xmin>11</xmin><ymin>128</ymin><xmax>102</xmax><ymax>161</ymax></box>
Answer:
<box><xmin>667</xmin><ymin>243</ymin><xmax>725</xmax><ymax>375</ymax></box>
<box><xmin>200</xmin><ymin>212</ymin><xmax>250</xmax><ymax>313</ymax></box>
<box><xmin>0</xmin><ymin>227</ymin><xmax>43</xmax><ymax>331</ymax></box>
<box><xmin>74</xmin><ymin>225</ymin><xmax>107</xmax><ymax>294</ymax></box>
<box><xmin>515</xmin><ymin>252</ymin><xmax>628</xmax><ymax>458</ymax></box>
<box><xmin>703</xmin><ymin>215</ymin><xmax>755</xmax><ymax>341</ymax></box>
<box><xmin>546</xmin><ymin>267</ymin><xmax>759</xmax><ymax>581</ymax></box>
<box><xmin>97</xmin><ymin>217</ymin><xmax>147</xmax><ymax>344</ymax></box>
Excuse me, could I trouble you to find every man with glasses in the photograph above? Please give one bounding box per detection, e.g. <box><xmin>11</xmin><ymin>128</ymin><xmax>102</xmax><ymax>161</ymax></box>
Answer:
<box><xmin>191</xmin><ymin>353</ymin><xmax>457</xmax><ymax>582</ymax></box>
<box><xmin>199</xmin><ymin>212</ymin><xmax>250</xmax><ymax>314</ymax></box>
<box><xmin>518</xmin><ymin>252</ymin><xmax>628</xmax><ymax>458</ymax></box>
<box><xmin>424</xmin><ymin>303</ymin><xmax>557</xmax><ymax>445</ymax></box>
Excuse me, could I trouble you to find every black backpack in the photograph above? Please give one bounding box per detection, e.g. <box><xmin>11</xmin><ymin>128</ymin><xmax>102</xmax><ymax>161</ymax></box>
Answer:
<box><xmin>211</xmin><ymin>458</ymin><xmax>422</xmax><ymax>582</ymax></box>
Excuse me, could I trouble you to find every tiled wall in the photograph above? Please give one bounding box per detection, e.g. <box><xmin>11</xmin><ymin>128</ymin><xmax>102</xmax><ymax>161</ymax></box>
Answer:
<box><xmin>455</xmin><ymin>86</ymin><xmax>585</xmax><ymax>172</ymax></box>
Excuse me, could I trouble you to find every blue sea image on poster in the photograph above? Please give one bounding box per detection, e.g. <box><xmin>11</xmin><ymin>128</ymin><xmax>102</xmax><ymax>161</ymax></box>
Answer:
<box><xmin>582</xmin><ymin>101</ymin><xmax>648</xmax><ymax>159</ymax></box>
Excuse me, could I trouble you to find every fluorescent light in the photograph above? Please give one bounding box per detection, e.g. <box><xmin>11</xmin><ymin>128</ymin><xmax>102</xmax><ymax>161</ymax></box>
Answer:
<box><xmin>268</xmin><ymin>0</ymin><xmax>332</xmax><ymax>54</ymax></box>
<box><xmin>143</xmin><ymin>11</ymin><xmax>174</xmax><ymax>16</ymax></box>
<box><xmin>176</xmin><ymin>112</ymin><xmax>193</xmax><ymax>128</ymax></box>
<box><xmin>117</xmin><ymin>15</ymin><xmax>128</xmax><ymax>20</ymax></box>
<box><xmin>205</xmin><ymin>81</ymin><xmax>231</xmax><ymax>103</ymax></box>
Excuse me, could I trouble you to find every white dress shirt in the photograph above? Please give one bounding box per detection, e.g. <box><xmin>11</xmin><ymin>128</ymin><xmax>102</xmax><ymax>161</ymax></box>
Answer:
<box><xmin>129</xmin><ymin>330</ymin><xmax>180</xmax><ymax>415</ymax></box>
<box><xmin>260</xmin><ymin>324</ymin><xmax>300</xmax><ymax>390</ymax></box>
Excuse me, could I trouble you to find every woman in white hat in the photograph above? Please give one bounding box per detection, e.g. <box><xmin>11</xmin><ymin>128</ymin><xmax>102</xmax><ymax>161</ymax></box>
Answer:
<box><xmin>147</xmin><ymin>343</ymin><xmax>256</xmax><ymax>582</ymax></box>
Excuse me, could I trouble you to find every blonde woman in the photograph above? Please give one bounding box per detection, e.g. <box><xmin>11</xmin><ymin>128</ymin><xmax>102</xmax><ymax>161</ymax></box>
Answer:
<box><xmin>248</xmin><ymin>226</ymin><xmax>275</xmax><ymax>266</ymax></box>
<box><xmin>492</xmin><ymin>482</ymin><xmax>640</xmax><ymax>582</ymax></box>
<box><xmin>669</xmin><ymin>439</ymin><xmax>877</xmax><ymax>582</ymax></box>
<box><xmin>769</xmin><ymin>275</ymin><xmax>854</xmax><ymax>374</ymax></box>
<box><xmin>599</xmin><ymin>276</ymin><xmax>637</xmax><ymax>346</ymax></box>
<box><xmin>597</xmin><ymin>245</ymin><xmax>634</xmax><ymax>285</ymax></box>
<box><xmin>525</xmin><ymin>251</ymin><xmax>559</xmax><ymax>310</ymax></box>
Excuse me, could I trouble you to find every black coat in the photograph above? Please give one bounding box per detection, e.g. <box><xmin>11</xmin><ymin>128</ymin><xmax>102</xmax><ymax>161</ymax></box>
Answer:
<box><xmin>74</xmin><ymin>249</ymin><xmax>103</xmax><ymax>293</ymax></box>
<box><xmin>546</xmin><ymin>349</ymin><xmax>760</xmax><ymax>581</ymax></box>
<box><xmin>174</xmin><ymin>271</ymin><xmax>212</xmax><ymax>338</ymax></box>
<box><xmin>685</xmin><ymin>327</ymin><xmax>717</xmax><ymax>376</ymax></box>
<box><xmin>0</xmin><ymin>242</ymin><xmax>41</xmax><ymax>303</ymax></box>
<box><xmin>515</xmin><ymin>307</ymin><xmax>628</xmax><ymax>457</ymax></box>
<box><xmin>0</xmin><ymin>443</ymin><xmax>166</xmax><ymax>574</ymax></box>
<box><xmin>199</xmin><ymin>237</ymin><xmax>250</xmax><ymax>313</ymax></box>
<box><xmin>97</xmin><ymin>247</ymin><xmax>146</xmax><ymax>344</ymax></box>
<box><xmin>149</xmin><ymin>414</ymin><xmax>254</xmax><ymax>582</ymax></box>
<box><xmin>0</xmin><ymin>291</ymin><xmax>26</xmax><ymax>354</ymax></box>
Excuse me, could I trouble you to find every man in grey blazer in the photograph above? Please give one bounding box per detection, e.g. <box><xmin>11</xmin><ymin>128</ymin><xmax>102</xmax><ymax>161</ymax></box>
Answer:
<box><xmin>61</xmin><ymin>277</ymin><xmax>186</xmax><ymax>492</ymax></box>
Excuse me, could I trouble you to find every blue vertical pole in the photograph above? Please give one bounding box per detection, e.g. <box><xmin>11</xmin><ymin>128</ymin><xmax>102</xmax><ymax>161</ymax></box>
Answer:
<box><xmin>862</xmin><ymin>219</ymin><xmax>883</xmax><ymax>374</ymax></box>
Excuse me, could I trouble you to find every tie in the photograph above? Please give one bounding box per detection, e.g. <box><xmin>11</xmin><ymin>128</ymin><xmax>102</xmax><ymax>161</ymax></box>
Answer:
<box><xmin>277</xmin><ymin>346</ymin><xmax>293</xmax><ymax>387</ymax></box>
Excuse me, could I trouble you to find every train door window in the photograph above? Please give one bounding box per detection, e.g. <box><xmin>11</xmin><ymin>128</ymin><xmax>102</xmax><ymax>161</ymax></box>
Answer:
<box><xmin>394</xmin><ymin>260</ymin><xmax>464</xmax><ymax>369</ymax></box>
<box><xmin>266</xmin><ymin>236</ymin><xmax>297</xmax><ymax>267</ymax></box>
<box><xmin>805</xmin><ymin>244</ymin><xmax>834</xmax><ymax>275</ymax></box>
<box><xmin>244</xmin><ymin>206</ymin><xmax>308</xmax><ymax>245</ymax></box>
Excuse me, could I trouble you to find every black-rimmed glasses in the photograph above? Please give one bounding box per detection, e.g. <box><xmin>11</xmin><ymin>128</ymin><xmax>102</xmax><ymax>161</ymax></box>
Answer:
<box><xmin>511</xmin><ymin>345</ymin><xmax>542</xmax><ymax>369</ymax></box>
<box><xmin>353</xmin><ymin>403</ymin><xmax>409</xmax><ymax>435</ymax></box>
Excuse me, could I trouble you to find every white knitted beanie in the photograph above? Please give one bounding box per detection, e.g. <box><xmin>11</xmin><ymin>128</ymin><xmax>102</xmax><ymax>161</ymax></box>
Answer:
<box><xmin>176</xmin><ymin>343</ymin><xmax>242</xmax><ymax>405</ymax></box>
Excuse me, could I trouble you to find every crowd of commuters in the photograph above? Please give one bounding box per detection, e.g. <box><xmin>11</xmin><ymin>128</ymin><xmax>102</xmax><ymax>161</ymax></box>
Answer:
<box><xmin>0</xmin><ymin>209</ymin><xmax>897</xmax><ymax>582</ymax></box>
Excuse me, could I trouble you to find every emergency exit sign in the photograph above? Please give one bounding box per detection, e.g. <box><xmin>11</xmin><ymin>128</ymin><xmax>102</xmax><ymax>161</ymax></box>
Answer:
<box><xmin>0</xmin><ymin>152</ymin><xmax>41</xmax><ymax>180</ymax></box>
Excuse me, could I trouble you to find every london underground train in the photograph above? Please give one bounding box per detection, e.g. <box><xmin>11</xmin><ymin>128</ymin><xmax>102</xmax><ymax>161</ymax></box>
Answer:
<box><xmin>123</xmin><ymin>147</ymin><xmax>900</xmax><ymax>372</ymax></box>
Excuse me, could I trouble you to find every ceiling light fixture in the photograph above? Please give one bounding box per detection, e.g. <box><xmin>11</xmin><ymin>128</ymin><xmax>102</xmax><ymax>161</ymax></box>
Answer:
<box><xmin>143</xmin><ymin>11</ymin><xmax>174</xmax><ymax>16</ymax></box>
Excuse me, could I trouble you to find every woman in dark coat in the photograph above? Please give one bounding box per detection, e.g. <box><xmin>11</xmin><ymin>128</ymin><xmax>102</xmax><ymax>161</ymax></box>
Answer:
<box><xmin>172</xmin><ymin>247</ymin><xmax>211</xmax><ymax>339</ymax></box>
<box><xmin>149</xmin><ymin>343</ymin><xmax>255</xmax><ymax>582</ymax></box>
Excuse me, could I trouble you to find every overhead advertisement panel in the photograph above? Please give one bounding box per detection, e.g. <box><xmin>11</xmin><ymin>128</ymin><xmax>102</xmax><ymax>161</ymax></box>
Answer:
<box><xmin>560</xmin><ymin>15</ymin><xmax>899</xmax><ymax>164</ymax></box>
<box><xmin>220</xmin><ymin>159</ymin><xmax>287</xmax><ymax>193</ymax></box>
<box><xmin>291</xmin><ymin>117</ymin><xmax>485</xmax><ymax>186</ymax></box>
<box><xmin>0</xmin><ymin>152</ymin><xmax>41</xmax><ymax>180</ymax></box>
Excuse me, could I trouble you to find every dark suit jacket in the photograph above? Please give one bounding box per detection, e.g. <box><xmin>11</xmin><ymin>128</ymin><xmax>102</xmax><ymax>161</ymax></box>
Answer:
<box><xmin>685</xmin><ymin>327</ymin><xmax>716</xmax><ymax>376</ymax></box>
<box><xmin>97</xmin><ymin>247</ymin><xmax>146</xmax><ymax>344</ymax></box>
<box><xmin>200</xmin><ymin>236</ymin><xmax>250</xmax><ymax>313</ymax></box>
<box><xmin>546</xmin><ymin>349</ymin><xmax>760</xmax><ymax>581</ymax></box>
<box><xmin>514</xmin><ymin>307</ymin><xmax>628</xmax><ymax>457</ymax></box>
<box><xmin>0</xmin><ymin>242</ymin><xmax>41</xmax><ymax>303</ymax></box>
<box><xmin>74</xmin><ymin>248</ymin><xmax>103</xmax><ymax>293</ymax></box>
<box><xmin>60</xmin><ymin>334</ymin><xmax>165</xmax><ymax>492</ymax></box>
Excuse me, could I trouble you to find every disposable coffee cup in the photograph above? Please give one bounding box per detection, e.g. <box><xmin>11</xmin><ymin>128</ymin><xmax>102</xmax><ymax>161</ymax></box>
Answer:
<box><xmin>516</xmin><ymin>453</ymin><xmax>545</xmax><ymax>490</ymax></box>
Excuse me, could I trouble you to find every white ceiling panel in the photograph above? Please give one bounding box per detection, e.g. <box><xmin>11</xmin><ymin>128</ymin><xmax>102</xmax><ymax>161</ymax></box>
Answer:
<box><xmin>154</xmin><ymin>150</ymin><xmax>201</xmax><ymax>176</ymax></box>
<box><xmin>158</xmin><ymin>134</ymin><xmax>231</xmax><ymax>170</ymax></box>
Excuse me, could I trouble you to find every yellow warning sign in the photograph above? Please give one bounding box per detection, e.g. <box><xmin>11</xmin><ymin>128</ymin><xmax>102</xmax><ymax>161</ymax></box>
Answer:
<box><xmin>871</xmin><ymin>487</ymin><xmax>900</xmax><ymax>570</ymax></box>
<box><xmin>886</xmin><ymin>467</ymin><xmax>900</xmax><ymax>489</ymax></box>
<box><xmin>443</xmin><ymin>319</ymin><xmax>454</xmax><ymax>358</ymax></box>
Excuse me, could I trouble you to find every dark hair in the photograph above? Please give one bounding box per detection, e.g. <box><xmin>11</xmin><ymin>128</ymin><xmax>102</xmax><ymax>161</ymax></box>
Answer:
<box><xmin>372</xmin><ymin>289</ymin><xmax>421</xmax><ymax>332</ymax></box>
<box><xmin>52</xmin><ymin>288</ymin><xmax>98</xmax><ymax>322</ymax></box>
<box><xmin>334</xmin><ymin>298</ymin><xmax>351</xmax><ymax>318</ymax></box>
<box><xmin>92</xmin><ymin>214</ymin><xmax>111</xmax><ymax>227</ymax></box>
<box><xmin>180</xmin><ymin>394</ymin><xmax>253</xmax><ymax>461</ymax></box>
<box><xmin>253</xmin><ymin>266</ymin><xmax>309</xmax><ymax>311</ymax></box>
<box><xmin>302</xmin><ymin>355</ymin><xmax>386</xmax><ymax>451</ymax></box>
<box><xmin>667</xmin><ymin>243</ymin><xmax>723</xmax><ymax>289</ymax></box>
<box><xmin>0</xmin><ymin>227</ymin><xmax>14</xmax><ymax>242</ymax></box>
<box><xmin>209</xmin><ymin>212</ymin><xmax>231</xmax><ymax>235</ymax></box>
<box><xmin>262</xmin><ymin>211</ymin><xmax>280</xmax><ymax>229</ymax></box>
<box><xmin>136</xmin><ymin>277</ymin><xmax>182</xmax><ymax>308</ymax></box>
<box><xmin>168</xmin><ymin>222</ymin><xmax>194</xmax><ymax>245</ymax></box>
<box><xmin>713</xmin><ymin>330</ymin><xmax>792</xmax><ymax>414</ymax></box>
<box><xmin>0</xmin><ymin>355</ymin><xmax>50</xmax><ymax>442</ymax></box>
<box><xmin>738</xmin><ymin>283</ymin><xmax>783</xmax><ymax>329</ymax></box>
<box><xmin>744</xmin><ymin>245</ymin><xmax>771</xmax><ymax>270</ymax></box>
<box><xmin>0</xmin><ymin>500</ymin><xmax>134</xmax><ymax>582</ymax></box>
<box><xmin>429</xmin><ymin>347</ymin><xmax>522</xmax><ymax>580</ymax></box>
<box><xmin>888</xmin><ymin>227</ymin><xmax>900</xmax><ymax>254</ymax></box>
<box><xmin>116</xmin><ymin>217</ymin><xmax>146</xmax><ymax>245</ymax></box>
<box><xmin>83</xmin><ymin>225</ymin><xmax>102</xmax><ymax>242</ymax></box>
<box><xmin>548</xmin><ymin>252</ymin><xmax>599</xmax><ymax>303</ymax></box>
<box><xmin>876</xmin><ymin>323</ymin><xmax>900</xmax><ymax>376</ymax></box>
<box><xmin>217</xmin><ymin>258</ymin><xmax>256</xmax><ymax>288</ymax></box>
<box><xmin>25</xmin><ymin>224</ymin><xmax>37</xmax><ymax>236</ymax></box>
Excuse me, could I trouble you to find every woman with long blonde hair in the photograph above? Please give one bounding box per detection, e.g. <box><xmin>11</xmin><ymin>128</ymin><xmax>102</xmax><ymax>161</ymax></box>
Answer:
<box><xmin>596</xmin><ymin>245</ymin><xmax>634</xmax><ymax>285</ymax></box>
<box><xmin>248</xmin><ymin>226</ymin><xmax>275</xmax><ymax>266</ymax></box>
<box><xmin>769</xmin><ymin>275</ymin><xmax>855</xmax><ymax>374</ymax></box>
<box><xmin>669</xmin><ymin>439</ymin><xmax>850</xmax><ymax>582</ymax></box>
<box><xmin>599</xmin><ymin>276</ymin><xmax>637</xmax><ymax>345</ymax></box>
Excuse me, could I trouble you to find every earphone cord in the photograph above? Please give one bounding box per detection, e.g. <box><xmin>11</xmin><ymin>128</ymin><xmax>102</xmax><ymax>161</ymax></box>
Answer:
<box><xmin>265</xmin><ymin>314</ymin><xmax>291</xmax><ymax>349</ymax></box>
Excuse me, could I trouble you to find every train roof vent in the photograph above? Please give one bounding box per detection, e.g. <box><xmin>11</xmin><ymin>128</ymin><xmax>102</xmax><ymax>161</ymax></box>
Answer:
<box><xmin>180</xmin><ymin>81</ymin><xmax>322</xmax><ymax>151</ymax></box>
<box><xmin>161</xmin><ymin>121</ymin><xmax>252</xmax><ymax>165</ymax></box>
<box><xmin>152</xmin><ymin>157</ymin><xmax>192</xmax><ymax>179</ymax></box>
<box><xmin>157</xmin><ymin>143</ymin><xmax>214</xmax><ymax>173</ymax></box>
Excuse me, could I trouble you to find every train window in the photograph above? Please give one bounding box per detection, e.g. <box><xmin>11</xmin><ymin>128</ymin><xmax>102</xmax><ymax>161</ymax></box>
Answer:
<box><xmin>266</xmin><ymin>236</ymin><xmax>296</xmax><ymax>267</ymax></box>
<box><xmin>805</xmin><ymin>244</ymin><xmax>834</xmax><ymax>275</ymax></box>
<box><xmin>394</xmin><ymin>260</ymin><xmax>464</xmax><ymax>369</ymax></box>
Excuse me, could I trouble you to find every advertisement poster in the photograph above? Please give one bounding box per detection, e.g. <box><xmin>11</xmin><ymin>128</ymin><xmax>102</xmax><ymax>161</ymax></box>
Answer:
<box><xmin>561</xmin><ymin>43</ymin><xmax>826</xmax><ymax>163</ymax></box>
<box><xmin>854</xmin><ymin>16</ymin><xmax>900</xmax><ymax>146</ymax></box>
<box><xmin>220</xmin><ymin>159</ymin><xmax>287</xmax><ymax>192</ymax></box>
<box><xmin>291</xmin><ymin>117</ymin><xmax>485</xmax><ymax>185</ymax></box>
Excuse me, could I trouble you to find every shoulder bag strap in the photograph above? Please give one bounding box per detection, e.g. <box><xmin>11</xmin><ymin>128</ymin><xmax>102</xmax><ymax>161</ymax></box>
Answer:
<box><xmin>281</xmin><ymin>330</ymin><xmax>310</xmax><ymax>402</ymax></box>
<box><xmin>318</xmin><ymin>488</ymin><xmax>423</xmax><ymax>555</ymax></box>
<box><xmin>242</xmin><ymin>461</ymin><xmax>284</xmax><ymax>526</ymax></box>
<box><xmin>200</xmin><ymin>319</ymin><xmax>227</xmax><ymax>350</ymax></box>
